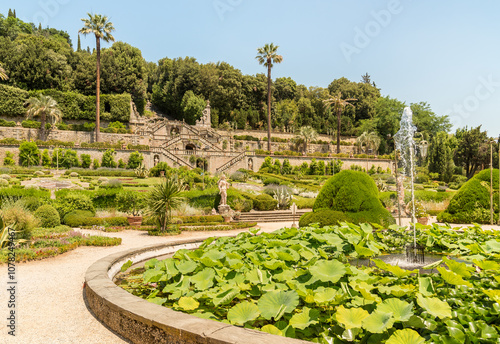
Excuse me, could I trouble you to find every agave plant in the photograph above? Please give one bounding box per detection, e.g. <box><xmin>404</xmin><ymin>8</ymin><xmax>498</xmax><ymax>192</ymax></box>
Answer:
<box><xmin>273</xmin><ymin>185</ymin><xmax>292</xmax><ymax>209</ymax></box>
<box><xmin>135</xmin><ymin>163</ymin><xmax>150</xmax><ymax>178</ymax></box>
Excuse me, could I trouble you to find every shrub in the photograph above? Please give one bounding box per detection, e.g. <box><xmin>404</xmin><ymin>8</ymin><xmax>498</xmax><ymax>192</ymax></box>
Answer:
<box><xmin>263</xmin><ymin>177</ymin><xmax>282</xmax><ymax>186</ymax></box>
<box><xmin>3</xmin><ymin>152</ymin><xmax>15</xmax><ymax>166</ymax></box>
<box><xmin>101</xmin><ymin>149</ymin><xmax>117</xmax><ymax>168</ymax></box>
<box><xmin>19</xmin><ymin>141</ymin><xmax>40</xmax><ymax>167</ymax></box>
<box><xmin>62</xmin><ymin>210</ymin><xmax>94</xmax><ymax>227</ymax></box>
<box><xmin>0</xmin><ymin>200</ymin><xmax>39</xmax><ymax>240</ymax></box>
<box><xmin>253</xmin><ymin>194</ymin><xmax>278</xmax><ymax>211</ymax></box>
<box><xmin>0</xmin><ymin>179</ymin><xmax>8</xmax><ymax>187</ymax></box>
<box><xmin>299</xmin><ymin>209</ymin><xmax>350</xmax><ymax>227</ymax></box>
<box><xmin>126</xmin><ymin>151</ymin><xmax>143</xmax><ymax>169</ymax></box>
<box><xmin>116</xmin><ymin>191</ymin><xmax>145</xmax><ymax>216</ymax></box>
<box><xmin>34</xmin><ymin>205</ymin><xmax>61</xmax><ymax>228</ymax></box>
<box><xmin>80</xmin><ymin>154</ymin><xmax>91</xmax><ymax>169</ymax></box>
<box><xmin>100</xmin><ymin>179</ymin><xmax>123</xmax><ymax>189</ymax></box>
<box><xmin>438</xmin><ymin>169</ymin><xmax>498</xmax><ymax>224</ymax></box>
<box><xmin>55</xmin><ymin>193</ymin><xmax>95</xmax><ymax>218</ymax></box>
<box><xmin>213</xmin><ymin>188</ymin><xmax>253</xmax><ymax>212</ymax></box>
<box><xmin>0</xmin><ymin>118</ymin><xmax>16</xmax><ymax>127</ymax></box>
<box><xmin>92</xmin><ymin>159</ymin><xmax>100</xmax><ymax>169</ymax></box>
<box><xmin>312</xmin><ymin>170</ymin><xmax>395</xmax><ymax>226</ymax></box>
<box><xmin>21</xmin><ymin>120</ymin><xmax>41</xmax><ymax>129</ymax></box>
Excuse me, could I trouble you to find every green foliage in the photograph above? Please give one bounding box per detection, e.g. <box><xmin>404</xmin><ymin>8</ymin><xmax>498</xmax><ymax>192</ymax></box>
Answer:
<box><xmin>0</xmin><ymin>84</ymin><xmax>28</xmax><ymax>116</ymax></box>
<box><xmin>253</xmin><ymin>194</ymin><xmax>278</xmax><ymax>211</ymax></box>
<box><xmin>21</xmin><ymin>119</ymin><xmax>41</xmax><ymax>128</ymax></box>
<box><xmin>101</xmin><ymin>149</ymin><xmax>117</xmax><ymax>168</ymax></box>
<box><xmin>126</xmin><ymin>151</ymin><xmax>143</xmax><ymax>169</ymax></box>
<box><xmin>0</xmin><ymin>200</ymin><xmax>39</xmax><ymax>240</ymax></box>
<box><xmin>55</xmin><ymin>192</ymin><xmax>95</xmax><ymax>218</ymax></box>
<box><xmin>428</xmin><ymin>131</ymin><xmax>454</xmax><ymax>182</ymax></box>
<box><xmin>181</xmin><ymin>90</ymin><xmax>206</xmax><ymax>124</ymax></box>
<box><xmin>18</xmin><ymin>141</ymin><xmax>40</xmax><ymax>167</ymax></box>
<box><xmin>438</xmin><ymin>169</ymin><xmax>498</xmax><ymax>224</ymax></box>
<box><xmin>313</xmin><ymin>170</ymin><xmax>395</xmax><ymax>226</ymax></box>
<box><xmin>34</xmin><ymin>204</ymin><xmax>60</xmax><ymax>228</ymax></box>
<box><xmin>3</xmin><ymin>151</ymin><xmax>15</xmax><ymax>166</ymax></box>
<box><xmin>453</xmin><ymin>126</ymin><xmax>489</xmax><ymax>179</ymax></box>
<box><xmin>149</xmin><ymin>162</ymin><xmax>170</xmax><ymax>177</ymax></box>
<box><xmin>116</xmin><ymin>191</ymin><xmax>144</xmax><ymax>216</ymax></box>
<box><xmin>117</xmin><ymin>159</ymin><xmax>125</xmax><ymax>169</ymax></box>
<box><xmin>145</xmin><ymin>176</ymin><xmax>185</xmax><ymax>232</ymax></box>
<box><xmin>80</xmin><ymin>154</ymin><xmax>91</xmax><ymax>168</ymax></box>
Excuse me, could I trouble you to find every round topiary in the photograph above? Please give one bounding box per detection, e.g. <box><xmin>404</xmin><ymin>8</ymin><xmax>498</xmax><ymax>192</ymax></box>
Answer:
<box><xmin>0</xmin><ymin>179</ymin><xmax>8</xmax><ymax>187</ymax></box>
<box><xmin>35</xmin><ymin>204</ymin><xmax>61</xmax><ymax>228</ymax></box>
<box><xmin>438</xmin><ymin>169</ymin><xmax>499</xmax><ymax>224</ymax></box>
<box><xmin>253</xmin><ymin>194</ymin><xmax>278</xmax><ymax>211</ymax></box>
<box><xmin>34</xmin><ymin>171</ymin><xmax>45</xmax><ymax>176</ymax></box>
<box><xmin>25</xmin><ymin>184</ymin><xmax>40</xmax><ymax>190</ymax></box>
<box><xmin>70</xmin><ymin>172</ymin><xmax>79</xmax><ymax>177</ymax></box>
<box><xmin>0</xmin><ymin>174</ymin><xmax>11</xmax><ymax>180</ymax></box>
<box><xmin>98</xmin><ymin>177</ymin><xmax>108</xmax><ymax>183</ymax></box>
<box><xmin>309</xmin><ymin>170</ymin><xmax>395</xmax><ymax>226</ymax></box>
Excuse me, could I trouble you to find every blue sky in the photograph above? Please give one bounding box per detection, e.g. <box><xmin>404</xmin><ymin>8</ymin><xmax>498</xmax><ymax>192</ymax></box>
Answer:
<box><xmin>2</xmin><ymin>1</ymin><xmax>500</xmax><ymax>138</ymax></box>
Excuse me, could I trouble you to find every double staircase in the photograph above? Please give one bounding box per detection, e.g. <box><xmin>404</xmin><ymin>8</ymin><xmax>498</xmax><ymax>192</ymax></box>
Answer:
<box><xmin>236</xmin><ymin>209</ymin><xmax>310</xmax><ymax>223</ymax></box>
<box><xmin>216</xmin><ymin>151</ymin><xmax>246</xmax><ymax>173</ymax></box>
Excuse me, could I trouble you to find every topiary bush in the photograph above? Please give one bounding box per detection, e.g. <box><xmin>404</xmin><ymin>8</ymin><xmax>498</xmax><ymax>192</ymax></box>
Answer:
<box><xmin>438</xmin><ymin>169</ymin><xmax>498</xmax><ymax>224</ymax></box>
<box><xmin>34</xmin><ymin>204</ymin><xmax>61</xmax><ymax>228</ymax></box>
<box><xmin>55</xmin><ymin>193</ymin><xmax>95</xmax><ymax>219</ymax></box>
<box><xmin>253</xmin><ymin>194</ymin><xmax>278</xmax><ymax>211</ymax></box>
<box><xmin>299</xmin><ymin>209</ymin><xmax>350</xmax><ymax>227</ymax></box>
<box><xmin>62</xmin><ymin>210</ymin><xmax>94</xmax><ymax>227</ymax></box>
<box><xmin>311</xmin><ymin>170</ymin><xmax>394</xmax><ymax>226</ymax></box>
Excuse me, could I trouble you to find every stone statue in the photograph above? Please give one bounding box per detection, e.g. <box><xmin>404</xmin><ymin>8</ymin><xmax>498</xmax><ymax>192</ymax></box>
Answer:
<box><xmin>218</xmin><ymin>174</ymin><xmax>229</xmax><ymax>206</ymax></box>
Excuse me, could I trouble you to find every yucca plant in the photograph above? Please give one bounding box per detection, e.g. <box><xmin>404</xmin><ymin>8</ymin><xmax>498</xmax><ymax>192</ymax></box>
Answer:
<box><xmin>145</xmin><ymin>175</ymin><xmax>185</xmax><ymax>232</ymax></box>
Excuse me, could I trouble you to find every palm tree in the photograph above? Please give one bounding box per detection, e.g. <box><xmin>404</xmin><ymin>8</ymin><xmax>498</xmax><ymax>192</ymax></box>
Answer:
<box><xmin>256</xmin><ymin>43</ymin><xmax>283</xmax><ymax>152</ymax></box>
<box><xmin>297</xmin><ymin>126</ymin><xmax>318</xmax><ymax>154</ymax></box>
<box><xmin>145</xmin><ymin>175</ymin><xmax>185</xmax><ymax>233</ymax></box>
<box><xmin>79</xmin><ymin>13</ymin><xmax>115</xmax><ymax>142</ymax></box>
<box><xmin>323</xmin><ymin>92</ymin><xmax>357</xmax><ymax>153</ymax></box>
<box><xmin>0</xmin><ymin>65</ymin><xmax>8</xmax><ymax>80</ymax></box>
<box><xmin>25</xmin><ymin>94</ymin><xmax>62</xmax><ymax>140</ymax></box>
<box><xmin>356</xmin><ymin>131</ymin><xmax>381</xmax><ymax>154</ymax></box>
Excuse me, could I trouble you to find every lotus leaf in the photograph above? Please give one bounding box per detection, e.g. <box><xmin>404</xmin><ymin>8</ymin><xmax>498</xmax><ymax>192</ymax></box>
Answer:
<box><xmin>178</xmin><ymin>296</ymin><xmax>199</xmax><ymax>311</ymax></box>
<box><xmin>376</xmin><ymin>298</ymin><xmax>413</xmax><ymax>322</ymax></box>
<box><xmin>436</xmin><ymin>267</ymin><xmax>472</xmax><ymax>287</ymax></box>
<box><xmin>335</xmin><ymin>305</ymin><xmax>369</xmax><ymax>329</ymax></box>
<box><xmin>386</xmin><ymin>329</ymin><xmax>425</xmax><ymax>344</ymax></box>
<box><xmin>257</xmin><ymin>290</ymin><xmax>299</xmax><ymax>320</ymax></box>
<box><xmin>227</xmin><ymin>301</ymin><xmax>260</xmax><ymax>325</ymax></box>
<box><xmin>260</xmin><ymin>324</ymin><xmax>282</xmax><ymax>336</ymax></box>
<box><xmin>289</xmin><ymin>307</ymin><xmax>320</xmax><ymax>330</ymax></box>
<box><xmin>362</xmin><ymin>311</ymin><xmax>395</xmax><ymax>333</ymax></box>
<box><xmin>309</xmin><ymin>259</ymin><xmax>346</xmax><ymax>283</ymax></box>
<box><xmin>175</xmin><ymin>260</ymin><xmax>197</xmax><ymax>274</ymax></box>
<box><xmin>416</xmin><ymin>294</ymin><xmax>452</xmax><ymax>319</ymax></box>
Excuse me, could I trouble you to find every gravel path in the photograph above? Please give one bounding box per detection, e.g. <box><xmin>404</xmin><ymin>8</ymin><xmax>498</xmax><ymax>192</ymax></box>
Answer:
<box><xmin>0</xmin><ymin>222</ymin><xmax>291</xmax><ymax>344</ymax></box>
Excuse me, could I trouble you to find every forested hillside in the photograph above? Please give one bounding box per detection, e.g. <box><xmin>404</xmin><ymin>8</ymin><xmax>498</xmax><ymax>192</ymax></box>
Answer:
<box><xmin>0</xmin><ymin>10</ymin><xmax>451</xmax><ymax>154</ymax></box>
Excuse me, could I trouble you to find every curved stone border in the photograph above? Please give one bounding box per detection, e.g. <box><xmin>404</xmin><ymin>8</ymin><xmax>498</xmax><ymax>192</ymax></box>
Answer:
<box><xmin>85</xmin><ymin>238</ymin><xmax>309</xmax><ymax>344</ymax></box>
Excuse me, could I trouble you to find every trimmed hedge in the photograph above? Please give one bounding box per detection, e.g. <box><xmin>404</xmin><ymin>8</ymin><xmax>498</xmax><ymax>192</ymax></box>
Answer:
<box><xmin>253</xmin><ymin>194</ymin><xmax>278</xmax><ymax>211</ymax></box>
<box><xmin>0</xmin><ymin>187</ymin><xmax>51</xmax><ymax>206</ymax></box>
<box><xmin>34</xmin><ymin>204</ymin><xmax>61</xmax><ymax>228</ymax></box>
<box><xmin>299</xmin><ymin>208</ymin><xmax>395</xmax><ymax>227</ymax></box>
<box><xmin>311</xmin><ymin>170</ymin><xmax>395</xmax><ymax>226</ymax></box>
<box><xmin>177</xmin><ymin>215</ymin><xmax>224</xmax><ymax>223</ymax></box>
<box><xmin>438</xmin><ymin>169</ymin><xmax>499</xmax><ymax>224</ymax></box>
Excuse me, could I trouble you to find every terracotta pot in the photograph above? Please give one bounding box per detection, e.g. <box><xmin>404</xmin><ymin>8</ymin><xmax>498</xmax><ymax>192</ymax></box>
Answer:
<box><xmin>127</xmin><ymin>216</ymin><xmax>143</xmax><ymax>226</ymax></box>
<box><xmin>417</xmin><ymin>217</ymin><xmax>429</xmax><ymax>225</ymax></box>
<box><xmin>223</xmin><ymin>216</ymin><xmax>232</xmax><ymax>223</ymax></box>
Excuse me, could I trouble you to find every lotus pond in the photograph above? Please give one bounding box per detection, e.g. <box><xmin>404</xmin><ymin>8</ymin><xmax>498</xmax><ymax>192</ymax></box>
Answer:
<box><xmin>117</xmin><ymin>223</ymin><xmax>500</xmax><ymax>343</ymax></box>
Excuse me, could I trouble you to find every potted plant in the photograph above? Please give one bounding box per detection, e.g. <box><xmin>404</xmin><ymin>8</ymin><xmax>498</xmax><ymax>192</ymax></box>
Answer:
<box><xmin>406</xmin><ymin>201</ymin><xmax>429</xmax><ymax>225</ymax></box>
<box><xmin>116</xmin><ymin>191</ymin><xmax>145</xmax><ymax>226</ymax></box>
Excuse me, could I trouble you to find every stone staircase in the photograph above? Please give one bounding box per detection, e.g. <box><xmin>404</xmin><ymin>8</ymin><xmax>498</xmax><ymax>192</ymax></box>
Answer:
<box><xmin>236</xmin><ymin>209</ymin><xmax>310</xmax><ymax>223</ymax></box>
<box><xmin>216</xmin><ymin>151</ymin><xmax>246</xmax><ymax>173</ymax></box>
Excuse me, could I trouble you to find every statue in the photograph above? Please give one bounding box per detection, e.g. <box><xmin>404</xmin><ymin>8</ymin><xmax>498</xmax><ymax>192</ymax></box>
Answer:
<box><xmin>218</xmin><ymin>174</ymin><xmax>229</xmax><ymax>206</ymax></box>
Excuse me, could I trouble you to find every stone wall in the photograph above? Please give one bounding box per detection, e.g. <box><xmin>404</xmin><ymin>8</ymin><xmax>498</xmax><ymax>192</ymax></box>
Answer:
<box><xmin>217</xmin><ymin>128</ymin><xmax>357</xmax><ymax>144</ymax></box>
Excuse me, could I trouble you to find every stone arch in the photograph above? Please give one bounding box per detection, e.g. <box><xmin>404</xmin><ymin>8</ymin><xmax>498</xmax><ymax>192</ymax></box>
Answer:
<box><xmin>185</xmin><ymin>143</ymin><xmax>196</xmax><ymax>151</ymax></box>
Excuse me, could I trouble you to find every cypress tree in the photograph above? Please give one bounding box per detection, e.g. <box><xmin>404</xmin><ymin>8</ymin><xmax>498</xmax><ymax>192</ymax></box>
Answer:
<box><xmin>8</xmin><ymin>9</ymin><xmax>13</xmax><ymax>18</ymax></box>
<box><xmin>13</xmin><ymin>9</ymin><xmax>16</xmax><ymax>18</ymax></box>
<box><xmin>77</xmin><ymin>35</ymin><xmax>81</xmax><ymax>51</ymax></box>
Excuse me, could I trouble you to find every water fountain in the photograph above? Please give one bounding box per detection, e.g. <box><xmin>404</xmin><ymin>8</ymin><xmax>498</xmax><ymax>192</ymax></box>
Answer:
<box><xmin>394</xmin><ymin>106</ymin><xmax>423</xmax><ymax>264</ymax></box>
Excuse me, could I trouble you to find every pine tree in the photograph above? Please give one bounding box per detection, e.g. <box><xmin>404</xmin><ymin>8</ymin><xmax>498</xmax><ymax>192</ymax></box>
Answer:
<box><xmin>38</xmin><ymin>23</ymin><xmax>42</xmax><ymax>31</ymax></box>
<box><xmin>8</xmin><ymin>9</ymin><xmax>13</xmax><ymax>18</ymax></box>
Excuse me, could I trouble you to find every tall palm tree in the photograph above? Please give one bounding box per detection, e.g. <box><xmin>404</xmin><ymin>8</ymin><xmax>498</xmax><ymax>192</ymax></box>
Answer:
<box><xmin>323</xmin><ymin>92</ymin><xmax>357</xmax><ymax>153</ymax></box>
<box><xmin>25</xmin><ymin>94</ymin><xmax>62</xmax><ymax>140</ymax></box>
<box><xmin>256</xmin><ymin>43</ymin><xmax>283</xmax><ymax>152</ymax></box>
<box><xmin>0</xmin><ymin>65</ymin><xmax>8</xmax><ymax>80</ymax></box>
<box><xmin>297</xmin><ymin>126</ymin><xmax>318</xmax><ymax>154</ymax></box>
<box><xmin>79</xmin><ymin>13</ymin><xmax>115</xmax><ymax>142</ymax></box>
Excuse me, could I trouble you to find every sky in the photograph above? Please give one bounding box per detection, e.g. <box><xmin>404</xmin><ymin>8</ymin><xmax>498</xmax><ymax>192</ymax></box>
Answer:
<box><xmin>1</xmin><ymin>1</ymin><xmax>500</xmax><ymax>138</ymax></box>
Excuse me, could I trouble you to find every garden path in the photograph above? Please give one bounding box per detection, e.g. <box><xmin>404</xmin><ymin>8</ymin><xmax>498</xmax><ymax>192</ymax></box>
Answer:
<box><xmin>0</xmin><ymin>222</ymin><xmax>292</xmax><ymax>344</ymax></box>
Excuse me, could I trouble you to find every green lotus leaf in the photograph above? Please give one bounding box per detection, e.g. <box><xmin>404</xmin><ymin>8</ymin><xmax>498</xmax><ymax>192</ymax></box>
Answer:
<box><xmin>178</xmin><ymin>296</ymin><xmax>199</xmax><ymax>311</ymax></box>
<box><xmin>377</xmin><ymin>284</ymin><xmax>414</xmax><ymax>298</ymax></box>
<box><xmin>309</xmin><ymin>259</ymin><xmax>346</xmax><ymax>283</ymax></box>
<box><xmin>362</xmin><ymin>311</ymin><xmax>395</xmax><ymax>333</ymax></box>
<box><xmin>276</xmin><ymin>248</ymin><xmax>301</xmax><ymax>262</ymax></box>
<box><xmin>120</xmin><ymin>260</ymin><xmax>133</xmax><ymax>272</ymax></box>
<box><xmin>372</xmin><ymin>258</ymin><xmax>417</xmax><ymax>278</ymax></box>
<box><xmin>289</xmin><ymin>307</ymin><xmax>320</xmax><ymax>330</ymax></box>
<box><xmin>144</xmin><ymin>258</ymin><xmax>159</xmax><ymax>269</ymax></box>
<box><xmin>260</xmin><ymin>324</ymin><xmax>282</xmax><ymax>336</ymax></box>
<box><xmin>175</xmin><ymin>260</ymin><xmax>197</xmax><ymax>274</ymax></box>
<box><xmin>257</xmin><ymin>290</ymin><xmax>299</xmax><ymax>320</ymax></box>
<box><xmin>474</xmin><ymin>259</ymin><xmax>500</xmax><ymax>271</ymax></box>
<box><xmin>190</xmin><ymin>268</ymin><xmax>215</xmax><ymax>290</ymax></box>
<box><xmin>376</xmin><ymin>298</ymin><xmax>413</xmax><ymax>322</ymax></box>
<box><xmin>335</xmin><ymin>305</ymin><xmax>369</xmax><ymax>329</ymax></box>
<box><xmin>226</xmin><ymin>258</ymin><xmax>244</xmax><ymax>269</ymax></box>
<box><xmin>482</xmin><ymin>289</ymin><xmax>500</xmax><ymax>303</ymax></box>
<box><xmin>314</xmin><ymin>287</ymin><xmax>337</xmax><ymax>304</ymax></box>
<box><xmin>442</xmin><ymin>257</ymin><xmax>473</xmax><ymax>278</ymax></box>
<box><xmin>386</xmin><ymin>329</ymin><xmax>425</xmax><ymax>344</ymax></box>
<box><xmin>416</xmin><ymin>294</ymin><xmax>451</xmax><ymax>319</ymax></box>
<box><xmin>246</xmin><ymin>268</ymin><xmax>271</xmax><ymax>285</ymax></box>
<box><xmin>418</xmin><ymin>277</ymin><xmax>435</xmax><ymax>296</ymax></box>
<box><xmin>143</xmin><ymin>269</ymin><xmax>164</xmax><ymax>283</ymax></box>
<box><xmin>354</xmin><ymin>244</ymin><xmax>376</xmax><ymax>257</ymax></box>
<box><xmin>436</xmin><ymin>267</ymin><xmax>472</xmax><ymax>287</ymax></box>
<box><xmin>422</xmin><ymin>259</ymin><xmax>442</xmax><ymax>270</ymax></box>
<box><xmin>147</xmin><ymin>297</ymin><xmax>167</xmax><ymax>305</ymax></box>
<box><xmin>482</xmin><ymin>239</ymin><xmax>500</xmax><ymax>253</ymax></box>
<box><xmin>227</xmin><ymin>301</ymin><xmax>260</xmax><ymax>325</ymax></box>
<box><xmin>164</xmin><ymin>260</ymin><xmax>179</xmax><ymax>278</ymax></box>
<box><xmin>299</xmin><ymin>248</ymin><xmax>316</xmax><ymax>261</ymax></box>
<box><xmin>273</xmin><ymin>269</ymin><xmax>297</xmax><ymax>282</ymax></box>
<box><xmin>263</xmin><ymin>259</ymin><xmax>285</xmax><ymax>270</ymax></box>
